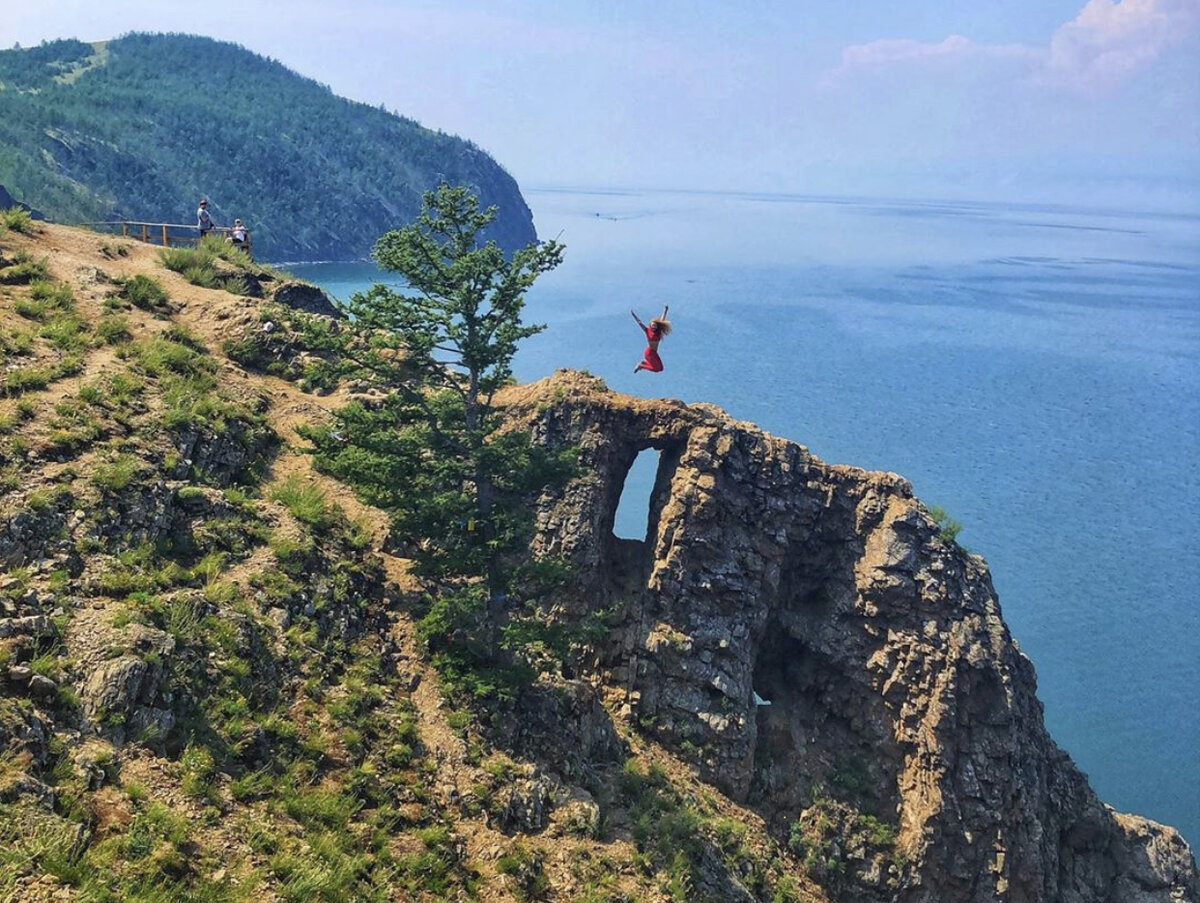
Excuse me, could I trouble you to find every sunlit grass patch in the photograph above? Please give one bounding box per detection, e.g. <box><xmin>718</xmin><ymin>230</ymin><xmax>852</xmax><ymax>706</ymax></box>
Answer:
<box><xmin>0</xmin><ymin>252</ymin><xmax>49</xmax><ymax>285</ymax></box>
<box><xmin>271</xmin><ymin>475</ymin><xmax>336</xmax><ymax>532</ymax></box>
<box><xmin>15</xmin><ymin>279</ymin><xmax>73</xmax><ymax>320</ymax></box>
<box><xmin>0</xmin><ymin>207</ymin><xmax>36</xmax><ymax>233</ymax></box>
<box><xmin>119</xmin><ymin>274</ymin><xmax>171</xmax><ymax>313</ymax></box>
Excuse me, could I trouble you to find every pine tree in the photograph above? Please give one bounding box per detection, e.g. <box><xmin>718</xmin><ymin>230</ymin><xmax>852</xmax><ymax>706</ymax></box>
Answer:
<box><xmin>312</xmin><ymin>185</ymin><xmax>571</xmax><ymax>701</ymax></box>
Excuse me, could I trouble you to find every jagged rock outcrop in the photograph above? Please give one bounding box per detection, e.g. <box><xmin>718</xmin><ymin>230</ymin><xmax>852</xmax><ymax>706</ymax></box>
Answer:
<box><xmin>502</xmin><ymin>370</ymin><xmax>1198</xmax><ymax>903</ymax></box>
<box><xmin>79</xmin><ymin>622</ymin><xmax>176</xmax><ymax>744</ymax></box>
<box><xmin>272</xmin><ymin>282</ymin><xmax>343</xmax><ymax>319</ymax></box>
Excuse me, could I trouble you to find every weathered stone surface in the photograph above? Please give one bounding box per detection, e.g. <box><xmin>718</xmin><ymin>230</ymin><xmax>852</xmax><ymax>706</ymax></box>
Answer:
<box><xmin>27</xmin><ymin>674</ymin><xmax>57</xmax><ymax>701</ymax></box>
<box><xmin>0</xmin><ymin>698</ymin><xmax>53</xmax><ymax>769</ymax></box>
<box><xmin>500</xmin><ymin>370</ymin><xmax>1197</xmax><ymax>903</ymax></box>
<box><xmin>552</xmin><ymin>789</ymin><xmax>601</xmax><ymax>839</ymax></box>
<box><xmin>272</xmin><ymin>281</ymin><xmax>343</xmax><ymax>319</ymax></box>
<box><xmin>73</xmin><ymin>740</ymin><xmax>118</xmax><ymax>790</ymax></box>
<box><xmin>497</xmin><ymin>680</ymin><xmax>625</xmax><ymax>778</ymax></box>
<box><xmin>0</xmin><ymin>491</ymin><xmax>73</xmax><ymax>569</ymax></box>
<box><xmin>80</xmin><ymin>626</ymin><xmax>175</xmax><ymax>742</ymax></box>
<box><xmin>170</xmin><ymin>416</ymin><xmax>275</xmax><ymax>488</ymax></box>
<box><xmin>493</xmin><ymin>774</ymin><xmax>555</xmax><ymax>834</ymax></box>
<box><xmin>0</xmin><ymin>616</ymin><xmax>54</xmax><ymax>639</ymax></box>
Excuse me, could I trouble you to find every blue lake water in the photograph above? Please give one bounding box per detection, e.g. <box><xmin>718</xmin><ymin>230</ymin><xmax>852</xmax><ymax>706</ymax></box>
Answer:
<box><xmin>291</xmin><ymin>188</ymin><xmax>1200</xmax><ymax>844</ymax></box>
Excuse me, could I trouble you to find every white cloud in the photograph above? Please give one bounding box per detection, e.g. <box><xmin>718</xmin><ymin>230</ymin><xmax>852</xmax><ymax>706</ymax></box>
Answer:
<box><xmin>824</xmin><ymin>34</ymin><xmax>1033</xmax><ymax>84</ymax></box>
<box><xmin>823</xmin><ymin>0</ymin><xmax>1200</xmax><ymax>92</ymax></box>
<box><xmin>1039</xmin><ymin>0</ymin><xmax>1200</xmax><ymax>89</ymax></box>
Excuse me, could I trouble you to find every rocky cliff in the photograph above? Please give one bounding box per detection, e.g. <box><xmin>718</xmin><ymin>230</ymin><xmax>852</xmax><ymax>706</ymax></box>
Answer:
<box><xmin>501</xmin><ymin>372</ymin><xmax>1198</xmax><ymax>903</ymax></box>
<box><xmin>0</xmin><ymin>220</ymin><xmax>1194</xmax><ymax>902</ymax></box>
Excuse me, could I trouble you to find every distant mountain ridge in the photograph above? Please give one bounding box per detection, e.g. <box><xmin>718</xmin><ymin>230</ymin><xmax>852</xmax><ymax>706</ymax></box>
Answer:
<box><xmin>0</xmin><ymin>33</ymin><xmax>536</xmax><ymax>260</ymax></box>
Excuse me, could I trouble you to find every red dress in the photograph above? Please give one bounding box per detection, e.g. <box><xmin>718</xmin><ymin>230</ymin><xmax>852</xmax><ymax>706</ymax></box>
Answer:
<box><xmin>641</xmin><ymin>326</ymin><xmax>663</xmax><ymax>372</ymax></box>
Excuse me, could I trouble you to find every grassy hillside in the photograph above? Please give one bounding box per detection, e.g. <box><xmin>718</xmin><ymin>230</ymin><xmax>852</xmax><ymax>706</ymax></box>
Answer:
<box><xmin>0</xmin><ymin>35</ymin><xmax>536</xmax><ymax>261</ymax></box>
<box><xmin>0</xmin><ymin>215</ymin><xmax>826</xmax><ymax>903</ymax></box>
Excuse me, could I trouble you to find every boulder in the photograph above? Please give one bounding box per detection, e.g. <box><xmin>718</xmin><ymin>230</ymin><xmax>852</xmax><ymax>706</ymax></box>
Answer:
<box><xmin>272</xmin><ymin>281</ymin><xmax>343</xmax><ymax>319</ymax></box>
<box><xmin>80</xmin><ymin>626</ymin><xmax>175</xmax><ymax>742</ymax></box>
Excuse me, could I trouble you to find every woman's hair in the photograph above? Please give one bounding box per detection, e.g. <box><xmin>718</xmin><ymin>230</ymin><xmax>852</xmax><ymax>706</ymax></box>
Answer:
<box><xmin>649</xmin><ymin>317</ymin><xmax>672</xmax><ymax>336</ymax></box>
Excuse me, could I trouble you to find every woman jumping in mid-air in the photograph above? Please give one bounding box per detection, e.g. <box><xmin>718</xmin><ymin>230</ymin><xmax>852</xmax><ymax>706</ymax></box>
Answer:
<box><xmin>632</xmin><ymin>305</ymin><xmax>671</xmax><ymax>373</ymax></box>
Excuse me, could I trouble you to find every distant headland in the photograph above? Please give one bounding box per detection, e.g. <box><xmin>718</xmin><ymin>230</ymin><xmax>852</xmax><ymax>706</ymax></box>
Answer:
<box><xmin>0</xmin><ymin>34</ymin><xmax>535</xmax><ymax>261</ymax></box>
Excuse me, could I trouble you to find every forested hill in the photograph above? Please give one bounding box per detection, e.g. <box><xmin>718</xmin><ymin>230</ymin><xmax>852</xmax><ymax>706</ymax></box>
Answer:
<box><xmin>0</xmin><ymin>34</ymin><xmax>536</xmax><ymax>260</ymax></box>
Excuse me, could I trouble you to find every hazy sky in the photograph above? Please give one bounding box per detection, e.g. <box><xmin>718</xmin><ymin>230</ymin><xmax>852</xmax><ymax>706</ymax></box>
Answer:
<box><xmin>5</xmin><ymin>0</ymin><xmax>1199</xmax><ymax>205</ymax></box>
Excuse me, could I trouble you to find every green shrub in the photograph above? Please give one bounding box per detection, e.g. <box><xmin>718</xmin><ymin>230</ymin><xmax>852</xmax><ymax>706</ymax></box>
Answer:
<box><xmin>181</xmin><ymin>263</ymin><xmax>219</xmax><ymax>289</ymax></box>
<box><xmin>39</xmin><ymin>314</ymin><xmax>90</xmax><ymax>352</ymax></box>
<box><xmin>929</xmin><ymin>505</ymin><xmax>963</xmax><ymax>546</ymax></box>
<box><xmin>496</xmin><ymin>843</ymin><xmax>549</xmax><ymax>903</ymax></box>
<box><xmin>180</xmin><ymin>744</ymin><xmax>217</xmax><ymax>801</ymax></box>
<box><xmin>300</xmin><ymin>359</ymin><xmax>340</xmax><ymax>393</ymax></box>
<box><xmin>230</xmin><ymin>770</ymin><xmax>276</xmax><ymax>802</ymax></box>
<box><xmin>160</xmin><ymin>374</ymin><xmax>227</xmax><ymax>431</ymax></box>
<box><xmin>271</xmin><ymin>476</ymin><xmax>335</xmax><ymax>531</ymax></box>
<box><xmin>829</xmin><ymin>758</ymin><xmax>871</xmax><ymax>800</ymax></box>
<box><xmin>208</xmin><ymin>240</ymin><xmax>255</xmax><ymax>267</ymax></box>
<box><xmin>161</xmin><ymin>244</ymin><xmax>219</xmax><ymax>287</ymax></box>
<box><xmin>77</xmin><ymin>384</ymin><xmax>103</xmax><ymax>405</ymax></box>
<box><xmin>0</xmin><ymin>355</ymin><xmax>80</xmax><ymax>395</ymax></box>
<box><xmin>91</xmin><ymin>454</ymin><xmax>140</xmax><ymax>492</ymax></box>
<box><xmin>854</xmin><ymin>813</ymin><xmax>897</xmax><ymax>848</ymax></box>
<box><xmin>0</xmin><ymin>801</ymin><xmax>89</xmax><ymax>885</ymax></box>
<box><xmin>0</xmin><ymin>329</ymin><xmax>35</xmax><ymax>359</ymax></box>
<box><xmin>120</xmin><ymin>274</ymin><xmax>170</xmax><ymax>312</ymax></box>
<box><xmin>161</xmin><ymin>238</ymin><xmax>260</xmax><ymax>293</ymax></box>
<box><xmin>108</xmin><ymin>371</ymin><xmax>145</xmax><ymax>404</ymax></box>
<box><xmin>96</xmin><ymin>315</ymin><xmax>133</xmax><ymax>345</ymax></box>
<box><xmin>771</xmin><ymin>876</ymin><xmax>810</xmax><ymax>903</ymax></box>
<box><xmin>158</xmin><ymin>246</ymin><xmax>195</xmax><ymax>273</ymax></box>
<box><xmin>3</xmin><ymin>366</ymin><xmax>52</xmax><ymax>395</ymax></box>
<box><xmin>43</xmin><ymin>404</ymin><xmax>104</xmax><ymax>454</ymax></box>
<box><xmin>221</xmin><ymin>336</ymin><xmax>270</xmax><ymax>370</ymax></box>
<box><xmin>124</xmin><ymin>334</ymin><xmax>216</xmax><ymax>379</ymax></box>
<box><xmin>1</xmin><ymin>207</ymin><xmax>36</xmax><ymax>233</ymax></box>
<box><xmin>15</xmin><ymin>280</ymin><xmax>73</xmax><ymax>320</ymax></box>
<box><xmin>12</xmin><ymin>298</ymin><xmax>42</xmax><ymax>319</ymax></box>
<box><xmin>280</xmin><ymin>781</ymin><xmax>360</xmax><ymax>831</ymax></box>
<box><xmin>0</xmin><ymin>252</ymin><xmax>49</xmax><ymax>285</ymax></box>
<box><xmin>29</xmin><ymin>649</ymin><xmax>64</xmax><ymax>679</ymax></box>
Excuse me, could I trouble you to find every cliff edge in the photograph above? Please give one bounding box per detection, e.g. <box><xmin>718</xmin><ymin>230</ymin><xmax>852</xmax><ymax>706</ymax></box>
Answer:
<box><xmin>501</xmin><ymin>371</ymin><xmax>1198</xmax><ymax>903</ymax></box>
<box><xmin>0</xmin><ymin>219</ymin><xmax>1193</xmax><ymax>902</ymax></box>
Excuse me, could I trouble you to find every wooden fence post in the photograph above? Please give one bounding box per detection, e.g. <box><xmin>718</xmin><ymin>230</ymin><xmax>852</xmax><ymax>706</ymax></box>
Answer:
<box><xmin>162</xmin><ymin>224</ymin><xmax>169</xmax><ymax>246</ymax></box>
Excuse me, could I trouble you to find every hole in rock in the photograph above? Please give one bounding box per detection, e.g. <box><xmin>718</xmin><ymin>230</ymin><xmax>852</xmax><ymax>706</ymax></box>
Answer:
<box><xmin>613</xmin><ymin>448</ymin><xmax>661</xmax><ymax>541</ymax></box>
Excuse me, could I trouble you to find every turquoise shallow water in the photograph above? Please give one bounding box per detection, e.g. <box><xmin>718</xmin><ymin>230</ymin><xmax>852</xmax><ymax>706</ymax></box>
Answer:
<box><xmin>292</xmin><ymin>188</ymin><xmax>1200</xmax><ymax>843</ymax></box>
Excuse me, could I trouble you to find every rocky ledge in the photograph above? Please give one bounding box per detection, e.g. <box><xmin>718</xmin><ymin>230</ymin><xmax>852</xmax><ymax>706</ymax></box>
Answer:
<box><xmin>501</xmin><ymin>370</ymin><xmax>1197</xmax><ymax>903</ymax></box>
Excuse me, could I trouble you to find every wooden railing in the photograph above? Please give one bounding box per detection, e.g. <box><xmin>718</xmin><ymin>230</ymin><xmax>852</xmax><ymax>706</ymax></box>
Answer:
<box><xmin>79</xmin><ymin>220</ymin><xmax>252</xmax><ymax>253</ymax></box>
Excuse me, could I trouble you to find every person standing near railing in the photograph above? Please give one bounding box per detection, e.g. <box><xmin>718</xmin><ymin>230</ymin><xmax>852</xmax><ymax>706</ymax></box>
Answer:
<box><xmin>229</xmin><ymin>219</ymin><xmax>248</xmax><ymax>249</ymax></box>
<box><xmin>197</xmin><ymin>198</ymin><xmax>214</xmax><ymax>240</ymax></box>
